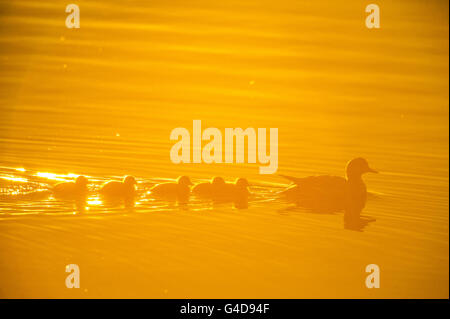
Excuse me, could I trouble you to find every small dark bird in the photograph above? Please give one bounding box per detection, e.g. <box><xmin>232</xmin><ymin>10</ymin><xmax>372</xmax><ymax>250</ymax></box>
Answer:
<box><xmin>225</xmin><ymin>178</ymin><xmax>250</xmax><ymax>198</ymax></box>
<box><xmin>99</xmin><ymin>176</ymin><xmax>137</xmax><ymax>198</ymax></box>
<box><xmin>279</xmin><ymin>158</ymin><xmax>377</xmax><ymax>218</ymax></box>
<box><xmin>52</xmin><ymin>175</ymin><xmax>88</xmax><ymax>199</ymax></box>
<box><xmin>193</xmin><ymin>177</ymin><xmax>250</xmax><ymax>203</ymax></box>
<box><xmin>229</xmin><ymin>178</ymin><xmax>250</xmax><ymax>209</ymax></box>
<box><xmin>192</xmin><ymin>176</ymin><xmax>226</xmax><ymax>198</ymax></box>
<box><xmin>149</xmin><ymin>176</ymin><xmax>192</xmax><ymax>202</ymax></box>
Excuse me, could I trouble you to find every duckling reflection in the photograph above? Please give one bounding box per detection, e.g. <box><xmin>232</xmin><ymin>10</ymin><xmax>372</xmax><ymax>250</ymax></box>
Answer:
<box><xmin>149</xmin><ymin>176</ymin><xmax>192</xmax><ymax>203</ymax></box>
<box><xmin>279</xmin><ymin>158</ymin><xmax>378</xmax><ymax>219</ymax></box>
<box><xmin>74</xmin><ymin>199</ymin><xmax>88</xmax><ymax>213</ymax></box>
<box><xmin>53</xmin><ymin>175</ymin><xmax>89</xmax><ymax>214</ymax></box>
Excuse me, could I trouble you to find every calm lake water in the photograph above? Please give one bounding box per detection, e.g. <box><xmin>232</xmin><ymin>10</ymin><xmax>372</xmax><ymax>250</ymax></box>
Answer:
<box><xmin>0</xmin><ymin>0</ymin><xmax>448</xmax><ymax>298</ymax></box>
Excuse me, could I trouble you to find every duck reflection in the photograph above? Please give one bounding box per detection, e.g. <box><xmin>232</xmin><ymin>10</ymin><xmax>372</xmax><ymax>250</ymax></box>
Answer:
<box><xmin>74</xmin><ymin>198</ymin><xmax>87</xmax><ymax>214</ymax></box>
<box><xmin>98</xmin><ymin>195</ymin><xmax>137</xmax><ymax>209</ymax></box>
<box><xmin>344</xmin><ymin>214</ymin><xmax>376</xmax><ymax>232</ymax></box>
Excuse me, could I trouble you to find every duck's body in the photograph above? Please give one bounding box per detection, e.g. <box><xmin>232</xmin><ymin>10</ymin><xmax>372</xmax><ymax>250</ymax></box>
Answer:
<box><xmin>99</xmin><ymin>176</ymin><xmax>136</xmax><ymax>198</ymax></box>
<box><xmin>280</xmin><ymin>158</ymin><xmax>377</xmax><ymax>217</ymax></box>
<box><xmin>345</xmin><ymin>177</ymin><xmax>368</xmax><ymax>218</ymax></box>
<box><xmin>192</xmin><ymin>182</ymin><xmax>212</xmax><ymax>196</ymax></box>
<box><xmin>280</xmin><ymin>175</ymin><xmax>347</xmax><ymax>212</ymax></box>
<box><xmin>150</xmin><ymin>176</ymin><xmax>192</xmax><ymax>202</ymax></box>
<box><xmin>53</xmin><ymin>176</ymin><xmax>88</xmax><ymax>199</ymax></box>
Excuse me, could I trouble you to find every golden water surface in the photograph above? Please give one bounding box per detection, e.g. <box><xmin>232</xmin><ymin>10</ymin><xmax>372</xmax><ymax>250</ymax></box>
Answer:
<box><xmin>0</xmin><ymin>0</ymin><xmax>448</xmax><ymax>298</ymax></box>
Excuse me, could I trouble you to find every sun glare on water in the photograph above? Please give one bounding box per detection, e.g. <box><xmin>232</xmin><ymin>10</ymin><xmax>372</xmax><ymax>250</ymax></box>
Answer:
<box><xmin>0</xmin><ymin>175</ymin><xmax>28</xmax><ymax>183</ymax></box>
<box><xmin>35</xmin><ymin>172</ymin><xmax>83</xmax><ymax>181</ymax></box>
<box><xmin>87</xmin><ymin>199</ymin><xmax>103</xmax><ymax>206</ymax></box>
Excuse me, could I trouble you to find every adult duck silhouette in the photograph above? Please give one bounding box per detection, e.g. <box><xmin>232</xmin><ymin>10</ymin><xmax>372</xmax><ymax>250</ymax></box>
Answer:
<box><xmin>279</xmin><ymin>158</ymin><xmax>377</xmax><ymax>218</ymax></box>
<box><xmin>53</xmin><ymin>175</ymin><xmax>89</xmax><ymax>199</ymax></box>
<box><xmin>99</xmin><ymin>176</ymin><xmax>137</xmax><ymax>198</ymax></box>
<box><xmin>149</xmin><ymin>176</ymin><xmax>192</xmax><ymax>202</ymax></box>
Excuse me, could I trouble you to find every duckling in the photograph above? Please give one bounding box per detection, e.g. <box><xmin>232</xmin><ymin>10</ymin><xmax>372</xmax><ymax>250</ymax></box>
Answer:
<box><xmin>280</xmin><ymin>158</ymin><xmax>377</xmax><ymax>217</ymax></box>
<box><xmin>233</xmin><ymin>178</ymin><xmax>250</xmax><ymax>196</ymax></box>
<box><xmin>53</xmin><ymin>175</ymin><xmax>88</xmax><ymax>199</ymax></box>
<box><xmin>192</xmin><ymin>176</ymin><xmax>226</xmax><ymax>198</ymax></box>
<box><xmin>99</xmin><ymin>176</ymin><xmax>137</xmax><ymax>198</ymax></box>
<box><xmin>212</xmin><ymin>177</ymin><xmax>250</xmax><ymax>203</ymax></box>
<box><xmin>230</xmin><ymin>178</ymin><xmax>250</xmax><ymax>209</ymax></box>
<box><xmin>149</xmin><ymin>176</ymin><xmax>192</xmax><ymax>202</ymax></box>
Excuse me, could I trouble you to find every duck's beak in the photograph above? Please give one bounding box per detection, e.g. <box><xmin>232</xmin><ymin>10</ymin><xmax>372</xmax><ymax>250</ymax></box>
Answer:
<box><xmin>367</xmin><ymin>167</ymin><xmax>378</xmax><ymax>174</ymax></box>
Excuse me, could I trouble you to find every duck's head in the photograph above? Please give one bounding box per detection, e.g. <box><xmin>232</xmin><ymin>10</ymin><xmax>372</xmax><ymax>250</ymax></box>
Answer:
<box><xmin>177</xmin><ymin>175</ymin><xmax>193</xmax><ymax>186</ymax></box>
<box><xmin>211</xmin><ymin>176</ymin><xmax>225</xmax><ymax>186</ymax></box>
<box><xmin>235</xmin><ymin>178</ymin><xmax>249</xmax><ymax>188</ymax></box>
<box><xmin>75</xmin><ymin>176</ymin><xmax>88</xmax><ymax>188</ymax></box>
<box><xmin>123</xmin><ymin>176</ymin><xmax>137</xmax><ymax>188</ymax></box>
<box><xmin>346</xmin><ymin>158</ymin><xmax>378</xmax><ymax>179</ymax></box>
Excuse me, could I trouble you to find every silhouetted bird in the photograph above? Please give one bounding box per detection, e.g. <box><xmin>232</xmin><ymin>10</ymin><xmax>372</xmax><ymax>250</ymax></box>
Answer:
<box><xmin>224</xmin><ymin>178</ymin><xmax>249</xmax><ymax>197</ymax></box>
<box><xmin>229</xmin><ymin>178</ymin><xmax>250</xmax><ymax>209</ymax></box>
<box><xmin>279</xmin><ymin>158</ymin><xmax>377</xmax><ymax>218</ymax></box>
<box><xmin>193</xmin><ymin>177</ymin><xmax>250</xmax><ymax>203</ymax></box>
<box><xmin>211</xmin><ymin>178</ymin><xmax>251</xmax><ymax>207</ymax></box>
<box><xmin>99</xmin><ymin>176</ymin><xmax>137</xmax><ymax>198</ymax></box>
<box><xmin>53</xmin><ymin>175</ymin><xmax>88</xmax><ymax>199</ymax></box>
<box><xmin>149</xmin><ymin>176</ymin><xmax>192</xmax><ymax>202</ymax></box>
<box><xmin>192</xmin><ymin>177</ymin><xmax>226</xmax><ymax>198</ymax></box>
